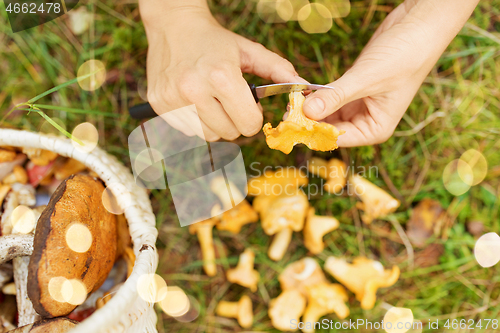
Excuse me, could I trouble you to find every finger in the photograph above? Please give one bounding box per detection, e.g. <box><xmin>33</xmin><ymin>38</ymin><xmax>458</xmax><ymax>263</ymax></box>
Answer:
<box><xmin>239</xmin><ymin>40</ymin><xmax>309</xmax><ymax>84</ymax></box>
<box><xmin>210</xmin><ymin>70</ymin><xmax>263</xmax><ymax>137</ymax></box>
<box><xmin>176</xmin><ymin>109</ymin><xmax>221</xmax><ymax>142</ymax></box>
<box><xmin>195</xmin><ymin>97</ymin><xmax>241</xmax><ymax>141</ymax></box>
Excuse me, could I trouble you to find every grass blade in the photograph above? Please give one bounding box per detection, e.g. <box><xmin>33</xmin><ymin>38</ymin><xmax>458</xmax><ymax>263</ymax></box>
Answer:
<box><xmin>35</xmin><ymin>111</ymin><xmax>84</xmax><ymax>145</ymax></box>
<box><xmin>33</xmin><ymin>104</ymin><xmax>119</xmax><ymax>118</ymax></box>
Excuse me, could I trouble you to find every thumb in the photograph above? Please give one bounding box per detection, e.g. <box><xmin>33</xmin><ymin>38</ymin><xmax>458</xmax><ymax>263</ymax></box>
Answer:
<box><xmin>239</xmin><ymin>40</ymin><xmax>308</xmax><ymax>84</ymax></box>
<box><xmin>303</xmin><ymin>71</ymin><xmax>365</xmax><ymax>120</ymax></box>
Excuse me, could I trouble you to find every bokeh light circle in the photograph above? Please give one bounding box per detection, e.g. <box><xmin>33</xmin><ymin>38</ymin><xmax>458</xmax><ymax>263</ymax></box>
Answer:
<box><xmin>159</xmin><ymin>286</ymin><xmax>190</xmax><ymax>317</ymax></box>
<box><xmin>172</xmin><ymin>295</ymin><xmax>200</xmax><ymax>322</ymax></box>
<box><xmin>49</xmin><ymin>277</ymin><xmax>68</xmax><ymax>303</ymax></box>
<box><xmin>11</xmin><ymin>205</ymin><xmax>36</xmax><ymax>234</ymax></box>
<box><xmin>62</xmin><ymin>279</ymin><xmax>87</xmax><ymax>305</ymax></box>
<box><xmin>134</xmin><ymin>148</ymin><xmax>165</xmax><ymax>182</ymax></box>
<box><xmin>459</xmin><ymin>149</ymin><xmax>487</xmax><ymax>186</ymax></box>
<box><xmin>71</xmin><ymin>122</ymin><xmax>99</xmax><ymax>153</ymax></box>
<box><xmin>257</xmin><ymin>0</ymin><xmax>290</xmax><ymax>23</ymax></box>
<box><xmin>317</xmin><ymin>0</ymin><xmax>351</xmax><ymax>18</ymax></box>
<box><xmin>77</xmin><ymin>60</ymin><xmax>106</xmax><ymax>91</ymax></box>
<box><xmin>298</xmin><ymin>3</ymin><xmax>333</xmax><ymax>34</ymax></box>
<box><xmin>66</xmin><ymin>223</ymin><xmax>93</xmax><ymax>253</ymax></box>
<box><xmin>442</xmin><ymin>159</ymin><xmax>472</xmax><ymax>196</ymax></box>
<box><xmin>474</xmin><ymin>232</ymin><xmax>500</xmax><ymax>267</ymax></box>
<box><xmin>102</xmin><ymin>183</ymin><xmax>132</xmax><ymax>215</ymax></box>
<box><xmin>384</xmin><ymin>307</ymin><xmax>414</xmax><ymax>333</ymax></box>
<box><xmin>137</xmin><ymin>274</ymin><xmax>168</xmax><ymax>303</ymax></box>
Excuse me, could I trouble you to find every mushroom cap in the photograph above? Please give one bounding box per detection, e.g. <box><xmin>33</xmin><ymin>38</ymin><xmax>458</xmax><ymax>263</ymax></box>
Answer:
<box><xmin>27</xmin><ymin>174</ymin><xmax>117</xmax><ymax>317</ymax></box>
<box><xmin>226</xmin><ymin>249</ymin><xmax>260</xmax><ymax>292</ymax></box>
<box><xmin>303</xmin><ymin>208</ymin><xmax>339</xmax><ymax>254</ymax></box>
<box><xmin>323</xmin><ymin>159</ymin><xmax>347</xmax><ymax>194</ymax></box>
<box><xmin>216</xmin><ymin>200</ymin><xmax>258</xmax><ymax>234</ymax></box>
<box><xmin>9</xmin><ymin>317</ymin><xmax>77</xmax><ymax>332</ymax></box>
<box><xmin>307</xmin><ymin>157</ymin><xmax>329</xmax><ymax>179</ymax></box>
<box><xmin>247</xmin><ymin>169</ymin><xmax>308</xmax><ymax>197</ymax></box>
<box><xmin>269</xmin><ymin>289</ymin><xmax>306</xmax><ymax>331</ymax></box>
<box><xmin>258</xmin><ymin>190</ymin><xmax>309</xmax><ymax>235</ymax></box>
<box><xmin>349</xmin><ymin>175</ymin><xmax>400</xmax><ymax>224</ymax></box>
<box><xmin>324</xmin><ymin>256</ymin><xmax>400</xmax><ymax>310</ymax></box>
<box><xmin>263</xmin><ymin>92</ymin><xmax>344</xmax><ymax>154</ymax></box>
<box><xmin>188</xmin><ymin>217</ymin><xmax>218</xmax><ymax>234</ymax></box>
<box><xmin>237</xmin><ymin>295</ymin><xmax>253</xmax><ymax>328</ymax></box>
<box><xmin>278</xmin><ymin>257</ymin><xmax>327</xmax><ymax>297</ymax></box>
<box><xmin>306</xmin><ymin>282</ymin><xmax>350</xmax><ymax>319</ymax></box>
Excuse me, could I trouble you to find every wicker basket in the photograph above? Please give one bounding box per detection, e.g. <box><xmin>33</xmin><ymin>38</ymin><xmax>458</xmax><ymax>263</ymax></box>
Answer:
<box><xmin>0</xmin><ymin>129</ymin><xmax>159</xmax><ymax>333</ymax></box>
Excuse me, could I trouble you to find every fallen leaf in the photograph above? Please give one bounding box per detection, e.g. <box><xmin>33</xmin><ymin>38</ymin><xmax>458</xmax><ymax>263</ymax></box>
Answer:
<box><xmin>406</xmin><ymin>198</ymin><xmax>449</xmax><ymax>247</ymax></box>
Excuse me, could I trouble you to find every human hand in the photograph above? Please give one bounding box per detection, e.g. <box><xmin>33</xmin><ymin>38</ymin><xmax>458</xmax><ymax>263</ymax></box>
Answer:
<box><xmin>140</xmin><ymin>2</ymin><xmax>306</xmax><ymax>142</ymax></box>
<box><xmin>302</xmin><ymin>0</ymin><xmax>479</xmax><ymax>147</ymax></box>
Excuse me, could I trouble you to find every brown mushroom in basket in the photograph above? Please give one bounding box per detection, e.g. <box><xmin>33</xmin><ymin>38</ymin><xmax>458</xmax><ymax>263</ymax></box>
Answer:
<box><xmin>215</xmin><ymin>295</ymin><xmax>253</xmax><ymax>328</ymax></box>
<box><xmin>27</xmin><ymin>174</ymin><xmax>117</xmax><ymax>318</ymax></box>
<box><xmin>269</xmin><ymin>289</ymin><xmax>306</xmax><ymax>331</ymax></box>
<box><xmin>247</xmin><ymin>168</ymin><xmax>308</xmax><ymax>197</ymax></box>
<box><xmin>303</xmin><ymin>208</ymin><xmax>339</xmax><ymax>255</ymax></box>
<box><xmin>324</xmin><ymin>256</ymin><xmax>400</xmax><ymax>310</ymax></box>
<box><xmin>254</xmin><ymin>190</ymin><xmax>309</xmax><ymax>261</ymax></box>
<box><xmin>349</xmin><ymin>175</ymin><xmax>400</xmax><ymax>224</ymax></box>
<box><xmin>7</xmin><ymin>317</ymin><xmax>77</xmax><ymax>333</ymax></box>
<box><xmin>263</xmin><ymin>92</ymin><xmax>344</xmax><ymax>154</ymax></box>
<box><xmin>278</xmin><ymin>257</ymin><xmax>327</xmax><ymax>297</ymax></box>
<box><xmin>226</xmin><ymin>249</ymin><xmax>260</xmax><ymax>292</ymax></box>
<box><xmin>301</xmin><ymin>282</ymin><xmax>349</xmax><ymax>333</ymax></box>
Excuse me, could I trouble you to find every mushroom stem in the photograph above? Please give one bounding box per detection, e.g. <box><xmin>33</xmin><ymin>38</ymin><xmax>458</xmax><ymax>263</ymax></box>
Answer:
<box><xmin>216</xmin><ymin>300</ymin><xmax>239</xmax><ymax>318</ymax></box>
<box><xmin>13</xmin><ymin>256</ymin><xmax>40</xmax><ymax>326</ymax></box>
<box><xmin>0</xmin><ymin>235</ymin><xmax>34</xmax><ymax>264</ymax></box>
<box><xmin>196</xmin><ymin>226</ymin><xmax>216</xmax><ymax>276</ymax></box>
<box><xmin>0</xmin><ymin>263</ymin><xmax>13</xmax><ymax>289</ymax></box>
<box><xmin>268</xmin><ymin>228</ymin><xmax>293</xmax><ymax>261</ymax></box>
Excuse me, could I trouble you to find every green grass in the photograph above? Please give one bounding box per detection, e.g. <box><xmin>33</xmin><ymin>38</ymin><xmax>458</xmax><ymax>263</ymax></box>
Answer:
<box><xmin>1</xmin><ymin>0</ymin><xmax>500</xmax><ymax>332</ymax></box>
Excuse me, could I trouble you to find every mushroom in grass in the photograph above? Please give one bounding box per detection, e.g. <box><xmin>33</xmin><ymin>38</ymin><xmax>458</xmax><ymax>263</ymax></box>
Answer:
<box><xmin>303</xmin><ymin>208</ymin><xmax>339</xmax><ymax>255</ymax></box>
<box><xmin>301</xmin><ymin>283</ymin><xmax>349</xmax><ymax>333</ymax></box>
<box><xmin>324</xmin><ymin>256</ymin><xmax>400</xmax><ymax>310</ymax></box>
<box><xmin>307</xmin><ymin>157</ymin><xmax>347</xmax><ymax>194</ymax></box>
<box><xmin>263</xmin><ymin>92</ymin><xmax>344</xmax><ymax>154</ymax></box>
<box><xmin>215</xmin><ymin>295</ymin><xmax>253</xmax><ymax>328</ymax></box>
<box><xmin>247</xmin><ymin>169</ymin><xmax>308</xmax><ymax>197</ymax></box>
<box><xmin>255</xmin><ymin>190</ymin><xmax>309</xmax><ymax>261</ymax></box>
<box><xmin>278</xmin><ymin>258</ymin><xmax>327</xmax><ymax>297</ymax></box>
<box><xmin>8</xmin><ymin>317</ymin><xmax>77</xmax><ymax>332</ymax></box>
<box><xmin>226</xmin><ymin>249</ymin><xmax>260</xmax><ymax>292</ymax></box>
<box><xmin>269</xmin><ymin>289</ymin><xmax>306</xmax><ymax>331</ymax></box>
<box><xmin>28</xmin><ymin>174</ymin><xmax>117</xmax><ymax>318</ymax></box>
<box><xmin>189</xmin><ymin>218</ymin><xmax>218</xmax><ymax>276</ymax></box>
<box><xmin>349</xmin><ymin>175</ymin><xmax>400</xmax><ymax>224</ymax></box>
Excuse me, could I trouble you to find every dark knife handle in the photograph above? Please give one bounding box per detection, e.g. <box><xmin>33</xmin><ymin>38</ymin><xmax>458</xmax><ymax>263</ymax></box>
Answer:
<box><xmin>129</xmin><ymin>82</ymin><xmax>259</xmax><ymax>119</ymax></box>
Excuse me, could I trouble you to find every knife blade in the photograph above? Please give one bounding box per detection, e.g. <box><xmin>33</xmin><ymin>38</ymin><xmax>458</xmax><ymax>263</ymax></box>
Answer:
<box><xmin>129</xmin><ymin>82</ymin><xmax>333</xmax><ymax>119</ymax></box>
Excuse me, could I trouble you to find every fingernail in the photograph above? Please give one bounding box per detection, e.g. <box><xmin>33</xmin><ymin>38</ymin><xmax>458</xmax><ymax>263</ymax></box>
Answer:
<box><xmin>304</xmin><ymin>98</ymin><xmax>325</xmax><ymax>116</ymax></box>
<box><xmin>294</xmin><ymin>75</ymin><xmax>310</xmax><ymax>84</ymax></box>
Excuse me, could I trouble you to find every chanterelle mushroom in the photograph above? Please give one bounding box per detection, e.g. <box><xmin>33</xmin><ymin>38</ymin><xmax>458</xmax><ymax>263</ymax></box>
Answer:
<box><xmin>247</xmin><ymin>169</ymin><xmax>308</xmax><ymax>197</ymax></box>
<box><xmin>215</xmin><ymin>295</ymin><xmax>253</xmax><ymax>328</ymax></box>
<box><xmin>28</xmin><ymin>174</ymin><xmax>117</xmax><ymax>317</ymax></box>
<box><xmin>269</xmin><ymin>289</ymin><xmax>306</xmax><ymax>332</ymax></box>
<box><xmin>349</xmin><ymin>175</ymin><xmax>400</xmax><ymax>224</ymax></box>
<box><xmin>324</xmin><ymin>256</ymin><xmax>400</xmax><ymax>310</ymax></box>
<box><xmin>278</xmin><ymin>258</ymin><xmax>327</xmax><ymax>297</ymax></box>
<box><xmin>189</xmin><ymin>218</ymin><xmax>218</xmax><ymax>276</ymax></box>
<box><xmin>303</xmin><ymin>208</ymin><xmax>339</xmax><ymax>254</ymax></box>
<box><xmin>263</xmin><ymin>92</ymin><xmax>344</xmax><ymax>154</ymax></box>
<box><xmin>255</xmin><ymin>190</ymin><xmax>309</xmax><ymax>261</ymax></box>
<box><xmin>307</xmin><ymin>157</ymin><xmax>347</xmax><ymax>194</ymax></box>
<box><xmin>302</xmin><ymin>283</ymin><xmax>349</xmax><ymax>333</ymax></box>
<box><xmin>226</xmin><ymin>249</ymin><xmax>260</xmax><ymax>292</ymax></box>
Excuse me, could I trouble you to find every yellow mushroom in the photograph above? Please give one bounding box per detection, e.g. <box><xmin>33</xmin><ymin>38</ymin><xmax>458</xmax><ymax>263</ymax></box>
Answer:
<box><xmin>0</xmin><ymin>149</ymin><xmax>17</xmax><ymax>163</ymax></box>
<box><xmin>324</xmin><ymin>256</ymin><xmax>400</xmax><ymax>310</ymax></box>
<box><xmin>302</xmin><ymin>282</ymin><xmax>350</xmax><ymax>333</ymax></box>
<box><xmin>255</xmin><ymin>190</ymin><xmax>309</xmax><ymax>261</ymax></box>
<box><xmin>269</xmin><ymin>289</ymin><xmax>306</xmax><ymax>331</ymax></box>
<box><xmin>263</xmin><ymin>92</ymin><xmax>344</xmax><ymax>154</ymax></box>
<box><xmin>247</xmin><ymin>169</ymin><xmax>308</xmax><ymax>197</ymax></box>
<box><xmin>54</xmin><ymin>158</ymin><xmax>87</xmax><ymax>180</ymax></box>
<box><xmin>303</xmin><ymin>208</ymin><xmax>339</xmax><ymax>254</ymax></box>
<box><xmin>188</xmin><ymin>218</ymin><xmax>218</xmax><ymax>276</ymax></box>
<box><xmin>21</xmin><ymin>148</ymin><xmax>58</xmax><ymax>166</ymax></box>
<box><xmin>3</xmin><ymin>165</ymin><xmax>28</xmax><ymax>185</ymax></box>
<box><xmin>349</xmin><ymin>174</ymin><xmax>400</xmax><ymax>224</ymax></box>
<box><xmin>226</xmin><ymin>249</ymin><xmax>260</xmax><ymax>292</ymax></box>
<box><xmin>307</xmin><ymin>157</ymin><xmax>347</xmax><ymax>194</ymax></box>
<box><xmin>215</xmin><ymin>295</ymin><xmax>253</xmax><ymax>328</ymax></box>
<box><xmin>278</xmin><ymin>257</ymin><xmax>327</xmax><ymax>297</ymax></box>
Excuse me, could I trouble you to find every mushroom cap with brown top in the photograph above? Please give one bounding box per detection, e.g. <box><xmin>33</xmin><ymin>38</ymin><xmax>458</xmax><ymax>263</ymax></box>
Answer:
<box><xmin>278</xmin><ymin>257</ymin><xmax>327</xmax><ymax>297</ymax></box>
<box><xmin>263</xmin><ymin>92</ymin><xmax>344</xmax><ymax>154</ymax></box>
<box><xmin>27</xmin><ymin>174</ymin><xmax>117</xmax><ymax>318</ymax></box>
<box><xmin>247</xmin><ymin>169</ymin><xmax>308</xmax><ymax>197</ymax></box>
<box><xmin>9</xmin><ymin>317</ymin><xmax>77</xmax><ymax>333</ymax></box>
<box><xmin>324</xmin><ymin>256</ymin><xmax>400</xmax><ymax>310</ymax></box>
<box><xmin>269</xmin><ymin>289</ymin><xmax>306</xmax><ymax>331</ymax></box>
<box><xmin>257</xmin><ymin>190</ymin><xmax>309</xmax><ymax>236</ymax></box>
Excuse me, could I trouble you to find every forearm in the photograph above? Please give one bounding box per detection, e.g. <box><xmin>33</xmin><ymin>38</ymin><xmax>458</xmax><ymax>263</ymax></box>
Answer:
<box><xmin>139</xmin><ymin>0</ymin><xmax>212</xmax><ymax>31</ymax></box>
